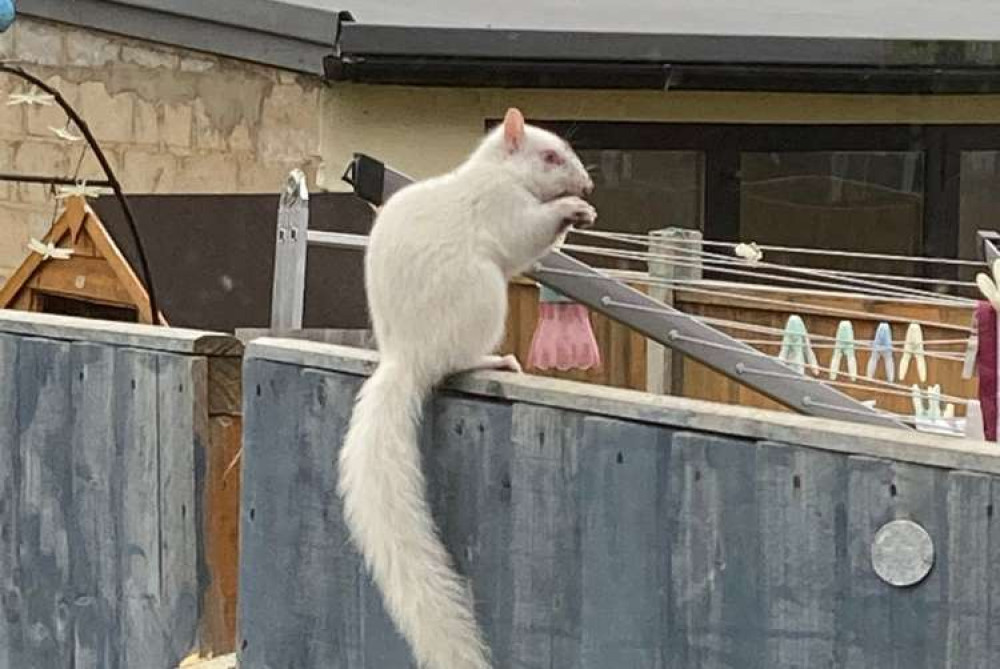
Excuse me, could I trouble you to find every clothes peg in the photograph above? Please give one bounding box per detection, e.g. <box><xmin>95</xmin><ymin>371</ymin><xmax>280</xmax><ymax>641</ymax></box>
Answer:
<box><xmin>965</xmin><ymin>400</ymin><xmax>986</xmax><ymax>440</ymax></box>
<box><xmin>899</xmin><ymin>323</ymin><xmax>927</xmax><ymax>383</ymax></box>
<box><xmin>962</xmin><ymin>313</ymin><xmax>979</xmax><ymax>380</ymax></box>
<box><xmin>910</xmin><ymin>384</ymin><xmax>925</xmax><ymax>421</ymax></box>
<box><xmin>926</xmin><ymin>384</ymin><xmax>942</xmax><ymax>421</ymax></box>
<box><xmin>867</xmin><ymin>322</ymin><xmax>895</xmax><ymax>382</ymax></box>
<box><xmin>778</xmin><ymin>314</ymin><xmax>819</xmax><ymax>375</ymax></box>
<box><xmin>976</xmin><ymin>259</ymin><xmax>1000</xmax><ymax>312</ymax></box>
<box><xmin>829</xmin><ymin>320</ymin><xmax>857</xmax><ymax>381</ymax></box>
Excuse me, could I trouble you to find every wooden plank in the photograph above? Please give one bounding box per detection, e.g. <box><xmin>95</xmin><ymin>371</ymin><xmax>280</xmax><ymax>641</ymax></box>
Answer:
<box><xmin>207</xmin><ymin>356</ymin><xmax>241</xmax><ymax>416</ymax></box>
<box><xmin>234</xmin><ymin>328</ymin><xmax>374</xmax><ymax>349</ymax></box>
<box><xmin>238</xmin><ymin>362</ymin><xmax>377</xmax><ymax>668</ymax></box>
<box><xmin>578</xmin><ymin>417</ymin><xmax>669</xmax><ymax>668</ymax></box>
<box><xmin>507</xmin><ymin>404</ymin><xmax>583</xmax><ymax>668</ymax></box>
<box><xmin>666</xmin><ymin>432</ymin><xmax>763</xmax><ymax>669</ymax></box>
<box><xmin>245</xmin><ymin>341</ymin><xmax>1000</xmax><ymax>477</ymax></box>
<box><xmin>841</xmin><ymin>457</ymin><xmax>949</xmax><ymax>668</ymax></box>
<box><xmin>426</xmin><ymin>396</ymin><xmax>515</xmax><ymax>666</ymax></box>
<box><xmin>16</xmin><ymin>337</ymin><xmax>74</xmax><ymax>667</ymax></box>
<box><xmin>201</xmin><ymin>414</ymin><xmax>242</xmax><ymax>655</ymax></box>
<box><xmin>840</xmin><ymin>456</ymin><xmax>892</xmax><ymax>668</ymax></box>
<box><xmin>0</xmin><ymin>335</ymin><xmax>22</xmax><ymax>667</ymax></box>
<box><xmin>944</xmin><ymin>471</ymin><xmax>991</xmax><ymax>668</ymax></box>
<box><xmin>156</xmin><ymin>353</ymin><xmax>202</xmax><ymax>659</ymax></box>
<box><xmin>756</xmin><ymin>441</ymin><xmax>843</xmax><ymax>668</ymax></box>
<box><xmin>68</xmin><ymin>342</ymin><xmax>118</xmax><ymax>669</ymax></box>
<box><xmin>115</xmin><ymin>348</ymin><xmax>168</xmax><ymax>667</ymax></box>
<box><xmin>0</xmin><ymin>310</ymin><xmax>242</xmax><ymax>356</ymax></box>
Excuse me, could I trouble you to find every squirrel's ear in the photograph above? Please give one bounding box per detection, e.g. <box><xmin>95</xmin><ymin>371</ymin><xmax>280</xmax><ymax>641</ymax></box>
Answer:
<box><xmin>503</xmin><ymin>107</ymin><xmax>525</xmax><ymax>153</ymax></box>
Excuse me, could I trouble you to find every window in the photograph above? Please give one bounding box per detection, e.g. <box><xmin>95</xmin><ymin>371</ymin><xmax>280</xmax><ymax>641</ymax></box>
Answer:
<box><xmin>527</xmin><ymin>122</ymin><xmax>1000</xmax><ymax>295</ymax></box>
<box><xmin>740</xmin><ymin>151</ymin><xmax>924</xmax><ymax>277</ymax></box>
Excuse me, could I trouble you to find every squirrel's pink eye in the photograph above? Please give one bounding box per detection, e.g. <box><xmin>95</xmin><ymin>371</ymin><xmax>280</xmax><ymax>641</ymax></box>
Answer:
<box><xmin>542</xmin><ymin>150</ymin><xmax>563</xmax><ymax>165</ymax></box>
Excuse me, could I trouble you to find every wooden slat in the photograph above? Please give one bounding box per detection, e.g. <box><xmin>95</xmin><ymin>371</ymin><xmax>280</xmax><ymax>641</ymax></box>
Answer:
<box><xmin>0</xmin><ymin>310</ymin><xmax>241</xmax><ymax>357</ymax></box>
<box><xmin>116</xmin><ymin>348</ymin><xmax>167</xmax><ymax>666</ymax></box>
<box><xmin>578</xmin><ymin>417</ymin><xmax>669</xmax><ymax>667</ymax></box>
<box><xmin>0</xmin><ymin>335</ymin><xmax>20</xmax><ymax>666</ymax></box>
<box><xmin>508</xmin><ymin>404</ymin><xmax>584</xmax><ymax>667</ymax></box>
<box><xmin>426</xmin><ymin>397</ymin><xmax>515</xmax><ymax>664</ymax></box>
<box><xmin>201</xmin><ymin>415</ymin><xmax>242</xmax><ymax>655</ymax></box>
<box><xmin>69</xmin><ymin>342</ymin><xmax>118</xmax><ymax>669</ymax></box>
<box><xmin>666</xmin><ymin>432</ymin><xmax>763</xmax><ymax>668</ymax></box>
<box><xmin>757</xmin><ymin>442</ymin><xmax>843</xmax><ymax>667</ymax></box>
<box><xmin>157</xmin><ymin>353</ymin><xmax>202</xmax><ymax>659</ymax></box>
<box><xmin>945</xmin><ymin>471</ymin><xmax>991</xmax><ymax>668</ymax></box>
<box><xmin>16</xmin><ymin>337</ymin><xmax>74</xmax><ymax>666</ymax></box>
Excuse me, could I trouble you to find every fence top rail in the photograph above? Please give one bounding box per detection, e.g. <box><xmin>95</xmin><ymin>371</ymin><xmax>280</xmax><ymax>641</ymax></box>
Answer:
<box><xmin>0</xmin><ymin>309</ymin><xmax>242</xmax><ymax>356</ymax></box>
<box><xmin>247</xmin><ymin>336</ymin><xmax>1000</xmax><ymax>476</ymax></box>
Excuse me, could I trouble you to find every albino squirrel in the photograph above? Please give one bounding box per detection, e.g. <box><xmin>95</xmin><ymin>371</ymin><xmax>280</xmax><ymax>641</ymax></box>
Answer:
<box><xmin>337</xmin><ymin>108</ymin><xmax>595</xmax><ymax>669</ymax></box>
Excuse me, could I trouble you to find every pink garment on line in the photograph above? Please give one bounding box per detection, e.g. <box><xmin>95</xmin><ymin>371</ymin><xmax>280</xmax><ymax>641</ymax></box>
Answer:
<box><xmin>527</xmin><ymin>303</ymin><xmax>601</xmax><ymax>372</ymax></box>
<box><xmin>976</xmin><ymin>301</ymin><xmax>997</xmax><ymax>441</ymax></box>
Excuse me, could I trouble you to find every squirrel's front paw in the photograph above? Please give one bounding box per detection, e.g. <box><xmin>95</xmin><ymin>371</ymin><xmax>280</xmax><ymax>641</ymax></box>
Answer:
<box><xmin>553</xmin><ymin>196</ymin><xmax>597</xmax><ymax>230</ymax></box>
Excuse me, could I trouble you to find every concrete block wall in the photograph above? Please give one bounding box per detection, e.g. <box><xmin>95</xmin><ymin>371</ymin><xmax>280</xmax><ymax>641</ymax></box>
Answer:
<box><xmin>0</xmin><ymin>17</ymin><xmax>326</xmax><ymax>281</ymax></box>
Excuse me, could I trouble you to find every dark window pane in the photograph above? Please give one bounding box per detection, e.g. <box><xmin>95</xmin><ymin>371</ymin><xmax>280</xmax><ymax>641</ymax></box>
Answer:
<box><xmin>576</xmin><ymin>149</ymin><xmax>703</xmax><ymax>269</ymax></box>
<box><xmin>958</xmin><ymin>150</ymin><xmax>1000</xmax><ymax>279</ymax></box>
<box><xmin>740</xmin><ymin>151</ymin><xmax>924</xmax><ymax>278</ymax></box>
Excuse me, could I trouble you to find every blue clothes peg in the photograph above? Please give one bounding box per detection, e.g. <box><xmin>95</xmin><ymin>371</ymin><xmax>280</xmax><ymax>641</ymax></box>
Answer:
<box><xmin>0</xmin><ymin>0</ymin><xmax>14</xmax><ymax>33</ymax></box>
<box><xmin>867</xmin><ymin>322</ymin><xmax>895</xmax><ymax>382</ymax></box>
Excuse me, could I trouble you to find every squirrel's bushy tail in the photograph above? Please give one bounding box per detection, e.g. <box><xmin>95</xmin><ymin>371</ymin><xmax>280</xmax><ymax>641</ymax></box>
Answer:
<box><xmin>338</xmin><ymin>360</ymin><xmax>490</xmax><ymax>669</ymax></box>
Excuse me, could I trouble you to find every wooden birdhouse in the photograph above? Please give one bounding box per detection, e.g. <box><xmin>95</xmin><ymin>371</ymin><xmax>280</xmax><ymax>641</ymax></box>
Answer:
<box><xmin>0</xmin><ymin>196</ymin><xmax>161</xmax><ymax>324</ymax></box>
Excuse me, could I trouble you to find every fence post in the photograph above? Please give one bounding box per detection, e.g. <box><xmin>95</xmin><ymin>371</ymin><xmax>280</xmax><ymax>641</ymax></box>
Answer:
<box><xmin>270</xmin><ymin>170</ymin><xmax>310</xmax><ymax>329</ymax></box>
<box><xmin>645</xmin><ymin>227</ymin><xmax>703</xmax><ymax>395</ymax></box>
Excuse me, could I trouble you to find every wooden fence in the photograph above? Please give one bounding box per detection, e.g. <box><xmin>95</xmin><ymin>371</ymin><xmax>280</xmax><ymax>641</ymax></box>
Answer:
<box><xmin>0</xmin><ymin>310</ymin><xmax>242</xmax><ymax>668</ymax></box>
<box><xmin>239</xmin><ymin>339</ymin><xmax>1000</xmax><ymax>669</ymax></box>
<box><xmin>505</xmin><ymin>279</ymin><xmax>978</xmax><ymax>416</ymax></box>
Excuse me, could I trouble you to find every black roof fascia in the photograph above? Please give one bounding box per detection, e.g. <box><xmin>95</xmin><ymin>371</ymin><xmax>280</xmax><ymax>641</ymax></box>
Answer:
<box><xmin>18</xmin><ymin>0</ymin><xmax>346</xmax><ymax>75</ymax></box>
<box><xmin>328</xmin><ymin>23</ymin><xmax>1000</xmax><ymax>93</ymax></box>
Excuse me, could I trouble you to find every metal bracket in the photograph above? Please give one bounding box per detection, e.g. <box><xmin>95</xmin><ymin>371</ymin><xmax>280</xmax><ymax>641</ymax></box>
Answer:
<box><xmin>979</xmin><ymin>230</ymin><xmax>1000</xmax><ymax>265</ymax></box>
<box><xmin>336</xmin><ymin>154</ymin><xmax>906</xmax><ymax>429</ymax></box>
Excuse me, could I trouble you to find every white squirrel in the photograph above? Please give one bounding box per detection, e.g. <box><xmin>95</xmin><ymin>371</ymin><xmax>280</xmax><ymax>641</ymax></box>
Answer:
<box><xmin>337</xmin><ymin>107</ymin><xmax>595</xmax><ymax>669</ymax></box>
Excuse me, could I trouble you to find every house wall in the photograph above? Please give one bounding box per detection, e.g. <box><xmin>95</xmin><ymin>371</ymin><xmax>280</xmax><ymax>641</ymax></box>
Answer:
<box><xmin>318</xmin><ymin>84</ymin><xmax>1000</xmax><ymax>188</ymax></box>
<box><xmin>0</xmin><ymin>17</ymin><xmax>326</xmax><ymax>282</ymax></box>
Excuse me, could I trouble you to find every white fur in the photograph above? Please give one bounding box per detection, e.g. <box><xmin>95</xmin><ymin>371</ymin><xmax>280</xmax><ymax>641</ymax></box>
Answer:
<box><xmin>337</xmin><ymin>111</ymin><xmax>594</xmax><ymax>669</ymax></box>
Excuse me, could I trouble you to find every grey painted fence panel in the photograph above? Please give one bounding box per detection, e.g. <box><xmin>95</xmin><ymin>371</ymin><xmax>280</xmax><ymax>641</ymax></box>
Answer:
<box><xmin>0</xmin><ymin>313</ymin><xmax>235</xmax><ymax>668</ymax></box>
<box><xmin>239</xmin><ymin>344</ymin><xmax>1000</xmax><ymax>668</ymax></box>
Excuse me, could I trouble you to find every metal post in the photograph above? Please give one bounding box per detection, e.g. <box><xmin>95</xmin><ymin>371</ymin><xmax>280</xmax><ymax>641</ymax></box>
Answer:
<box><xmin>270</xmin><ymin>170</ymin><xmax>310</xmax><ymax>329</ymax></box>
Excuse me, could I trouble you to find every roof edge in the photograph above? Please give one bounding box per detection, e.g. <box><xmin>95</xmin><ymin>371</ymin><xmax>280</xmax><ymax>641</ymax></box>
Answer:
<box><xmin>17</xmin><ymin>0</ymin><xmax>345</xmax><ymax>74</ymax></box>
